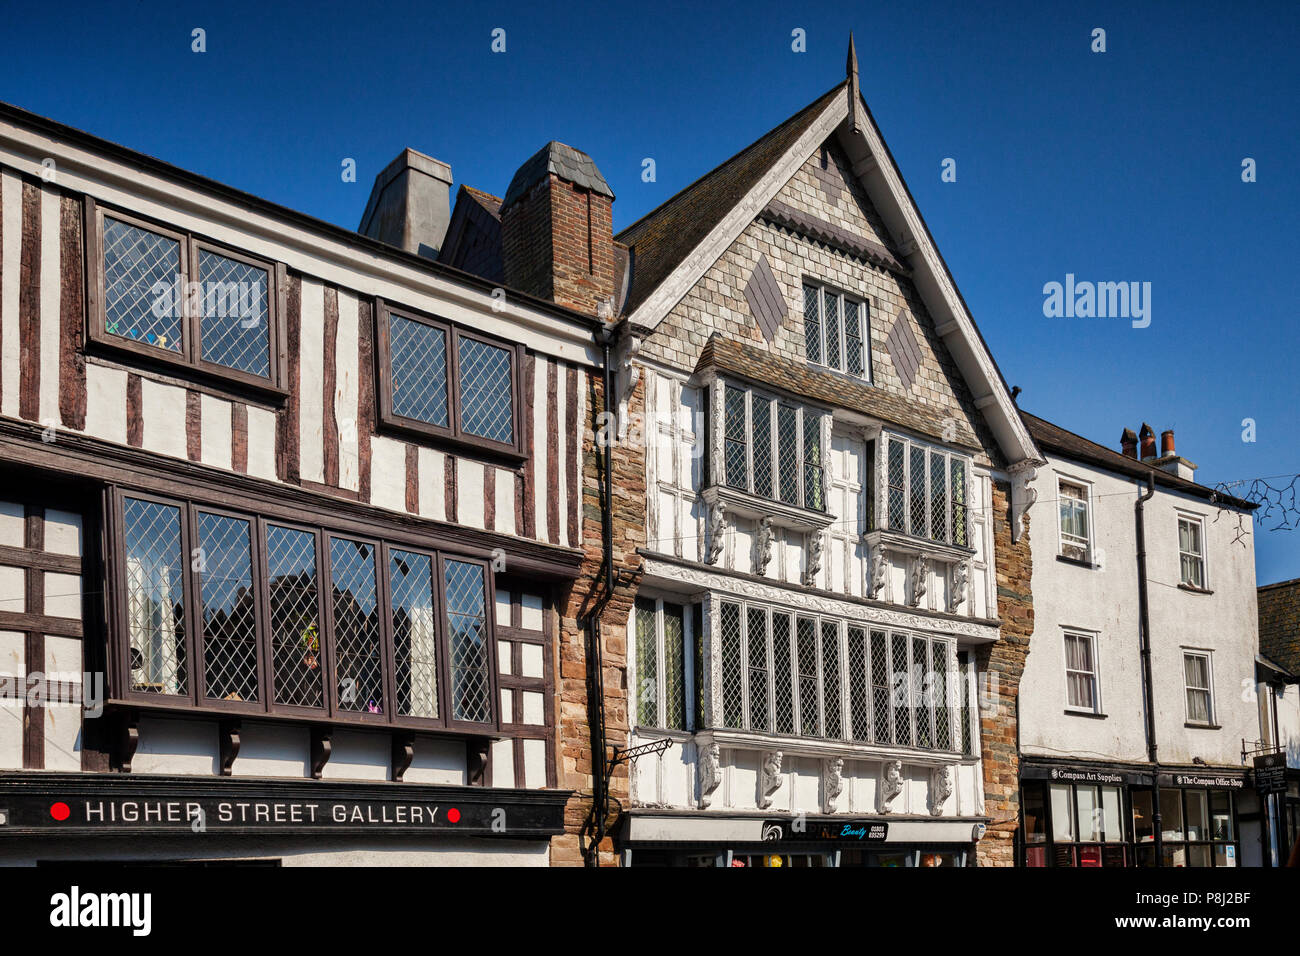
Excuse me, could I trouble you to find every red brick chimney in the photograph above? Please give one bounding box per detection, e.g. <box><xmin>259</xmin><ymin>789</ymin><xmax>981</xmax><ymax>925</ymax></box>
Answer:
<box><xmin>1120</xmin><ymin>428</ymin><xmax>1137</xmax><ymax>459</ymax></box>
<box><xmin>1152</xmin><ymin>427</ymin><xmax>1197</xmax><ymax>480</ymax></box>
<box><xmin>499</xmin><ymin>142</ymin><xmax>616</xmax><ymax>317</ymax></box>
<box><xmin>1161</xmin><ymin>429</ymin><xmax>1176</xmax><ymax>456</ymax></box>
<box><xmin>1138</xmin><ymin>423</ymin><xmax>1157</xmax><ymax>461</ymax></box>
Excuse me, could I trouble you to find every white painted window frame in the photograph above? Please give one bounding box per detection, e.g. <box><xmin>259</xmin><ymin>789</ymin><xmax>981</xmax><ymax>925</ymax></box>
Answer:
<box><xmin>1062</xmin><ymin>628</ymin><xmax>1102</xmax><ymax>714</ymax></box>
<box><xmin>1182</xmin><ymin>648</ymin><xmax>1216</xmax><ymax>726</ymax></box>
<box><xmin>1176</xmin><ymin>512</ymin><xmax>1208</xmax><ymax>589</ymax></box>
<box><xmin>1055</xmin><ymin>475</ymin><xmax>1095</xmax><ymax>564</ymax></box>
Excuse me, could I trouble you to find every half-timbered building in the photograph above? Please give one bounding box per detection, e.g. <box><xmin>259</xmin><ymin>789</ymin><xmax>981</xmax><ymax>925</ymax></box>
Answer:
<box><xmin>0</xmin><ymin>104</ymin><xmax>611</xmax><ymax>864</ymax></box>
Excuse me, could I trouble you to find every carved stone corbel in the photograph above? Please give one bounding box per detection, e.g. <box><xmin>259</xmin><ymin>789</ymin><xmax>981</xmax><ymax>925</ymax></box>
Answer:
<box><xmin>218</xmin><ymin>718</ymin><xmax>241</xmax><ymax>777</ymax></box>
<box><xmin>391</xmin><ymin>732</ymin><xmax>415</xmax><ymax>782</ymax></box>
<box><xmin>909</xmin><ymin>553</ymin><xmax>931</xmax><ymax>607</ymax></box>
<box><xmin>614</xmin><ymin>333</ymin><xmax>641</xmax><ymax>441</ymax></box>
<box><xmin>697</xmin><ymin>739</ymin><xmax>722</xmax><ymax>809</ymax></box>
<box><xmin>758</xmin><ymin>750</ymin><xmax>783</xmax><ymax>810</ymax></box>
<box><xmin>947</xmin><ymin>561</ymin><xmax>970</xmax><ymax>614</ymax></box>
<box><xmin>929</xmin><ymin>764</ymin><xmax>954</xmax><ymax>816</ymax></box>
<box><xmin>706</xmin><ymin>498</ymin><xmax>726</xmax><ymax>565</ymax></box>
<box><xmin>755</xmin><ymin>516</ymin><xmax>774</xmax><ymax>575</ymax></box>
<box><xmin>866</xmin><ymin>545</ymin><xmax>887</xmax><ymax>600</ymax></box>
<box><xmin>1009</xmin><ymin>461</ymin><xmax>1038</xmax><ymax>543</ymax></box>
<box><xmin>310</xmin><ymin>725</ymin><xmax>332</xmax><ymax>780</ymax></box>
<box><xmin>114</xmin><ymin>709</ymin><xmax>139</xmax><ymax>774</ymax></box>
<box><xmin>802</xmin><ymin>531</ymin><xmax>824</xmax><ymax>587</ymax></box>
<box><xmin>822</xmin><ymin>756</ymin><xmax>845</xmax><ymax>814</ymax></box>
<box><xmin>467</xmin><ymin>738</ymin><xmax>490</xmax><ymax>786</ymax></box>
<box><xmin>879</xmin><ymin>759</ymin><xmax>904</xmax><ymax>813</ymax></box>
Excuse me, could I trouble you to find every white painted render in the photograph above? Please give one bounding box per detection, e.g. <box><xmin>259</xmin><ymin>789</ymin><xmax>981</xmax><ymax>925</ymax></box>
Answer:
<box><xmin>1020</xmin><ymin>452</ymin><xmax>1259</xmax><ymax>769</ymax></box>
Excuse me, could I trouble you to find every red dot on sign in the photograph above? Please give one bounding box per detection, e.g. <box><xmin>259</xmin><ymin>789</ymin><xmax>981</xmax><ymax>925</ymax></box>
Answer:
<box><xmin>447</xmin><ymin>808</ymin><xmax>461</xmax><ymax>823</ymax></box>
<box><xmin>49</xmin><ymin>802</ymin><xmax>71</xmax><ymax>822</ymax></box>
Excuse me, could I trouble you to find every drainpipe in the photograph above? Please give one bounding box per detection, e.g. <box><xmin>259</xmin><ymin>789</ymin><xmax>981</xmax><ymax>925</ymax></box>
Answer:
<box><xmin>1135</xmin><ymin>473</ymin><xmax>1160</xmax><ymax>863</ymax></box>
<box><xmin>580</xmin><ymin>323</ymin><xmax>618</xmax><ymax>867</ymax></box>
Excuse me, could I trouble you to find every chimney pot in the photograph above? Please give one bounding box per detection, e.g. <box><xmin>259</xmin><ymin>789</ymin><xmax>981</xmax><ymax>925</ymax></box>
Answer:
<box><xmin>1161</xmin><ymin>429</ymin><xmax>1176</xmax><ymax>457</ymax></box>
<box><xmin>1120</xmin><ymin>427</ymin><xmax>1138</xmax><ymax>459</ymax></box>
<box><xmin>1139</xmin><ymin>423</ymin><xmax>1157</xmax><ymax>461</ymax></box>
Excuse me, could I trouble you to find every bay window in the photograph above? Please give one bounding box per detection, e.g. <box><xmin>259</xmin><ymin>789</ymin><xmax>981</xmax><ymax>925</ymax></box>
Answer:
<box><xmin>377</xmin><ymin>300</ymin><xmax>523</xmax><ymax>456</ymax></box>
<box><xmin>715</xmin><ymin>597</ymin><xmax>961</xmax><ymax>750</ymax></box>
<box><xmin>113</xmin><ymin>490</ymin><xmax>497</xmax><ymax>731</ymax></box>
<box><xmin>880</xmin><ymin>434</ymin><xmax>971</xmax><ymax>548</ymax></box>
<box><xmin>717</xmin><ymin>381</ymin><xmax>827</xmax><ymax>513</ymax></box>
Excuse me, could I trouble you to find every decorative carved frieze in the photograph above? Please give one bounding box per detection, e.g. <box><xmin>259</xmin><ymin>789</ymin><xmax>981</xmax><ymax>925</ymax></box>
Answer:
<box><xmin>758</xmin><ymin>750</ymin><xmax>783</xmax><ymax>809</ymax></box>
<box><xmin>697</xmin><ymin>739</ymin><xmax>723</xmax><ymax>809</ymax></box>
<box><xmin>803</xmin><ymin>530</ymin><xmax>824</xmax><ymax>587</ymax></box>
<box><xmin>909</xmin><ymin>553</ymin><xmax>930</xmax><ymax>608</ymax></box>
<box><xmin>929</xmin><ymin>764</ymin><xmax>954</xmax><ymax>816</ymax></box>
<box><xmin>948</xmin><ymin>561</ymin><xmax>969</xmax><ymax>614</ymax></box>
<box><xmin>756</xmin><ymin>516</ymin><xmax>774</xmax><ymax>575</ymax></box>
<box><xmin>822</xmin><ymin>756</ymin><xmax>845</xmax><ymax>814</ymax></box>
<box><xmin>879</xmin><ymin>759</ymin><xmax>904</xmax><ymax>813</ymax></box>
<box><xmin>706</xmin><ymin>498</ymin><xmax>726</xmax><ymax>565</ymax></box>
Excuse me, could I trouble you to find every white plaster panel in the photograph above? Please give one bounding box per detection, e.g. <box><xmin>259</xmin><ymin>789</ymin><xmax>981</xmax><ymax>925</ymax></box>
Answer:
<box><xmin>0</xmin><ymin>565</ymin><xmax>24</xmax><ymax>612</ymax></box>
<box><xmin>335</xmin><ymin>289</ymin><xmax>360</xmax><ymax>492</ymax></box>
<box><xmin>43</xmin><ymin>571</ymin><xmax>81</xmax><ymax>618</ymax></box>
<box><xmin>0</xmin><ymin>502</ymin><xmax>22</xmax><ymax>547</ymax></box>
<box><xmin>140</xmin><ymin>378</ymin><xmax>187</xmax><ymax>459</ymax></box>
<box><xmin>319</xmin><ymin>729</ymin><xmax>389</xmax><ymax>781</ymax></box>
<box><xmin>83</xmin><ymin>363</ymin><xmax>128</xmax><ymax>445</ymax></box>
<box><xmin>43</xmin><ymin>509</ymin><xmax>81</xmax><ymax>556</ymax></box>
<box><xmin>489</xmin><ymin>739</ymin><xmax>514</xmax><ymax>788</ymax></box>
<box><xmin>199</xmin><ymin>393</ymin><xmax>232</xmax><ymax>468</ymax></box>
<box><xmin>494</xmin><ymin>466</ymin><xmax>516</xmax><ymax>536</ymax></box>
<box><xmin>368</xmin><ymin>435</ymin><xmax>407</xmax><ymax>513</ymax></box>
<box><xmin>233</xmin><ymin>722</ymin><xmax>309</xmax><ymax>778</ymax></box>
<box><xmin>456</xmin><ymin>456</ymin><xmax>484</xmax><ymax>529</ymax></box>
<box><xmin>298</xmin><ymin>278</ymin><xmax>325</xmax><ymax>484</ymax></box>
<box><xmin>245</xmin><ymin>405</ymin><xmax>278</xmax><ymax>481</ymax></box>
<box><xmin>0</xmin><ymin>169</ymin><xmax>20</xmax><ymax>418</ymax></box>
<box><xmin>38</xmin><ymin>185</ymin><xmax>60</xmax><ymax>425</ymax></box>
<box><xmin>522</xmin><ymin>737</ymin><xmax>546</xmax><ymax>789</ymax></box>
<box><xmin>404</xmin><ymin>736</ymin><xmax>465</xmax><ymax>785</ymax></box>
<box><xmin>417</xmin><ymin>446</ymin><xmax>446</xmax><ymax>521</ymax></box>
<box><xmin>133</xmin><ymin>716</ymin><xmax>219</xmax><ymax>775</ymax></box>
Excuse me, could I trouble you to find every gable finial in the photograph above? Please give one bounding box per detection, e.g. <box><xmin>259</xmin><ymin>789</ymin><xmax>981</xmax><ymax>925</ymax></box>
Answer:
<box><xmin>846</xmin><ymin>32</ymin><xmax>861</xmax><ymax>133</ymax></box>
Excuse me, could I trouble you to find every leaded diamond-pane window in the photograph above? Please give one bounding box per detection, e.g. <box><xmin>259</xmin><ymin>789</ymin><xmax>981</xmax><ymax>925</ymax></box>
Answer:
<box><xmin>390</xmin><ymin>314</ymin><xmax>449</xmax><ymax>427</ymax></box>
<box><xmin>720</xmin><ymin>601</ymin><xmax>744</xmax><ymax>728</ymax></box>
<box><xmin>752</xmin><ymin>397</ymin><xmax>773</xmax><ymax>497</ymax></box>
<box><xmin>913</xmin><ymin>635</ymin><xmax>932</xmax><ymax>749</ymax></box>
<box><xmin>663</xmin><ymin>603</ymin><xmax>687</xmax><ymax>730</ymax></box>
<box><xmin>634</xmin><ymin>598</ymin><xmax>658</xmax><ymax>727</ymax></box>
<box><xmin>844</xmin><ymin>300</ymin><xmax>864</xmax><ymax>377</ymax></box>
<box><xmin>821</xmin><ymin>619</ymin><xmax>842</xmax><ymax>739</ymax></box>
<box><xmin>871</xmin><ymin>630</ymin><xmax>892</xmax><ymax>744</ymax></box>
<box><xmin>459</xmin><ymin>337</ymin><xmax>514</xmax><ymax>444</ymax></box>
<box><xmin>803</xmin><ymin>284</ymin><xmax>822</xmax><ymax>365</ymax></box>
<box><xmin>331</xmin><ymin>537</ymin><xmax>383</xmax><ymax>714</ymax></box>
<box><xmin>267</xmin><ymin>525</ymin><xmax>324</xmax><ymax>708</ymax></box>
<box><xmin>803</xmin><ymin>414</ymin><xmax>825</xmax><ymax>513</ymax></box>
<box><xmin>380</xmin><ymin>305</ymin><xmax>521</xmax><ymax>453</ymax></box>
<box><xmin>196</xmin><ymin>248</ymin><xmax>270</xmax><ymax>377</ymax></box>
<box><xmin>797</xmin><ymin>617</ymin><xmax>820</xmax><ymax>737</ymax></box>
<box><xmin>197</xmin><ymin>512</ymin><xmax>259</xmax><ymax>703</ymax></box>
<box><xmin>391</xmin><ymin>549</ymin><xmax>438</xmax><ymax>719</ymax></box>
<box><xmin>847</xmin><ymin>626</ymin><xmax>870</xmax><ymax>741</ymax></box>
<box><xmin>885</xmin><ymin>434</ymin><xmax>973</xmax><ymax>548</ymax></box>
<box><xmin>124</xmin><ymin>497</ymin><xmax>188</xmax><ymax>696</ymax></box>
<box><xmin>724</xmin><ymin>386</ymin><xmax>748</xmax><ymax>489</ymax></box>
<box><xmin>772</xmin><ymin>612</ymin><xmax>795</xmax><ymax>734</ymax></box>
<box><xmin>747</xmin><ymin>606</ymin><xmax>770</xmax><ymax>732</ymax></box>
<box><xmin>103</xmin><ymin>217</ymin><xmax>184</xmax><ymax>353</ymax></box>
<box><xmin>892</xmin><ymin>633</ymin><xmax>911</xmax><ymax>745</ymax></box>
<box><xmin>777</xmin><ymin>404</ymin><xmax>800</xmax><ymax>504</ymax></box>
<box><xmin>93</xmin><ymin>207</ymin><xmax>282</xmax><ymax>388</ymax></box>
<box><xmin>445</xmin><ymin>560</ymin><xmax>491</xmax><ymax>724</ymax></box>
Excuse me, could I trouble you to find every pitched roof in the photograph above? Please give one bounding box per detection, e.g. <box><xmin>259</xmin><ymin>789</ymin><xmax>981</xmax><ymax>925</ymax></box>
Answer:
<box><xmin>438</xmin><ymin>184</ymin><xmax>505</xmax><ymax>283</ymax></box>
<box><xmin>1020</xmin><ymin>410</ymin><xmax>1256</xmax><ymax>511</ymax></box>
<box><xmin>461</xmin><ymin>185</ymin><xmax>502</xmax><ymax>219</ymax></box>
<box><xmin>616</xmin><ymin>84</ymin><xmax>843</xmax><ymax>316</ymax></box>
<box><xmin>1258</xmin><ymin>578</ymin><xmax>1300</xmax><ymax>677</ymax></box>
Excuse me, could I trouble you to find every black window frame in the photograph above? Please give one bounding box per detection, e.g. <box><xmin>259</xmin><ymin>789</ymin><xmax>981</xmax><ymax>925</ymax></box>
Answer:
<box><xmin>375</xmin><ymin>297</ymin><xmax>525</xmax><ymax>462</ymax></box>
<box><xmin>85</xmin><ymin>198</ymin><xmax>287</xmax><ymax>398</ymax></box>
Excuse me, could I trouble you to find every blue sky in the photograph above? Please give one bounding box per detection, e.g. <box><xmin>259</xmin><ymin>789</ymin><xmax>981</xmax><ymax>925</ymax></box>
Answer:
<box><xmin>3</xmin><ymin>0</ymin><xmax>1297</xmax><ymax>581</ymax></box>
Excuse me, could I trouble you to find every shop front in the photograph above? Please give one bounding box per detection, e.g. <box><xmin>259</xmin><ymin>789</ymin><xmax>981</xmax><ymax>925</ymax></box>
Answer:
<box><xmin>1020</xmin><ymin>760</ymin><xmax>1245</xmax><ymax>867</ymax></box>
<box><xmin>619</xmin><ymin>810</ymin><xmax>980</xmax><ymax>867</ymax></box>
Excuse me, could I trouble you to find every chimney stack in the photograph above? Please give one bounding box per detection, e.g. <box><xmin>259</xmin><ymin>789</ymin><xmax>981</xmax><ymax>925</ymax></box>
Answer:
<box><xmin>1120</xmin><ymin>428</ymin><xmax>1137</xmax><ymax>459</ymax></box>
<box><xmin>1150</xmin><ymin>426</ymin><xmax>1197</xmax><ymax>481</ymax></box>
<box><xmin>499</xmin><ymin>142</ymin><xmax>616</xmax><ymax>317</ymax></box>
<box><xmin>1138</xmin><ymin>423</ymin><xmax>1157</xmax><ymax>461</ymax></box>
<box><xmin>359</xmin><ymin>148</ymin><xmax>453</xmax><ymax>260</ymax></box>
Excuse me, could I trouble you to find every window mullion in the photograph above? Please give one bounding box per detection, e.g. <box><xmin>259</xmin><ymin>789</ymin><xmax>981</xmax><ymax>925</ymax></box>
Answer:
<box><xmin>656</xmin><ymin>599</ymin><xmax>668</xmax><ymax>725</ymax></box>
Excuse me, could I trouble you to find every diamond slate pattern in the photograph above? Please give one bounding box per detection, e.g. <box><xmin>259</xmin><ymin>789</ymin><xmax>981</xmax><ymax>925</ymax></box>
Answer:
<box><xmin>742</xmin><ymin>254</ymin><xmax>786</xmax><ymax>342</ymax></box>
<box><xmin>103</xmin><ymin>217</ymin><xmax>183</xmax><ymax>352</ymax></box>
<box><xmin>886</xmin><ymin>310</ymin><xmax>923</xmax><ymax>391</ymax></box>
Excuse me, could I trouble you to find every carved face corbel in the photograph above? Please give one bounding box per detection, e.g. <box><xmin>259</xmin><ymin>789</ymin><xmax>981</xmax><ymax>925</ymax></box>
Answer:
<box><xmin>947</xmin><ymin>560</ymin><xmax>970</xmax><ymax>614</ymax></box>
<box><xmin>758</xmin><ymin>750</ymin><xmax>784</xmax><ymax>810</ymax></box>
<box><xmin>822</xmin><ymin>757</ymin><xmax>845</xmax><ymax>814</ymax></box>
<box><xmin>706</xmin><ymin>498</ymin><xmax>726</xmax><ymax>565</ymax></box>
<box><xmin>697</xmin><ymin>738</ymin><xmax>723</xmax><ymax>810</ymax></box>
<box><xmin>879</xmin><ymin>759</ymin><xmax>904</xmax><ymax>813</ymax></box>
<box><xmin>909</xmin><ymin>553</ymin><xmax>931</xmax><ymax>607</ymax></box>
<box><xmin>929</xmin><ymin>764</ymin><xmax>954</xmax><ymax>816</ymax></box>
<box><xmin>802</xmin><ymin>530</ymin><xmax>824</xmax><ymax>587</ymax></box>
<box><xmin>866</xmin><ymin>545</ymin><xmax>888</xmax><ymax>600</ymax></box>
<box><xmin>755</xmin><ymin>516</ymin><xmax>774</xmax><ymax>575</ymax></box>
